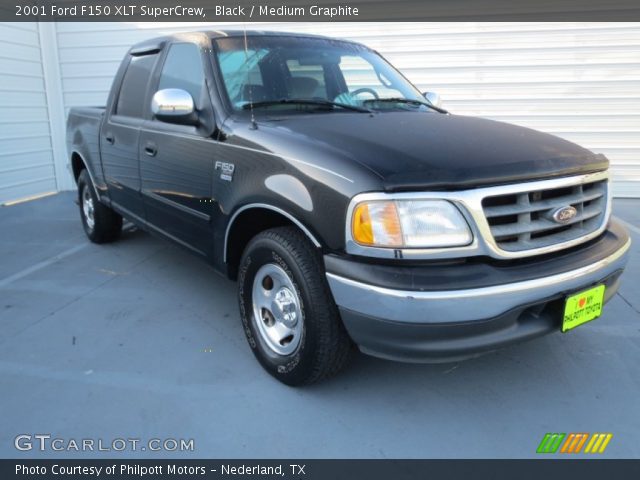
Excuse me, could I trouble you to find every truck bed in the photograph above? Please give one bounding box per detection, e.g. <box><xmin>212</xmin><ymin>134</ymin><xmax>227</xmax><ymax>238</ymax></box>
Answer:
<box><xmin>66</xmin><ymin>106</ymin><xmax>107</xmax><ymax>190</ymax></box>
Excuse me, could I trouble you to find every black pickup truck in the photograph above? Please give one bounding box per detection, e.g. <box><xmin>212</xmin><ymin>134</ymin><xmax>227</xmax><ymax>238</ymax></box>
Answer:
<box><xmin>67</xmin><ymin>30</ymin><xmax>630</xmax><ymax>385</ymax></box>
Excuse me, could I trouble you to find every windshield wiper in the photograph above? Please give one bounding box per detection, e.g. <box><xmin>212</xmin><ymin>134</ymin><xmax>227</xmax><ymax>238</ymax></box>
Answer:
<box><xmin>242</xmin><ymin>99</ymin><xmax>372</xmax><ymax>113</ymax></box>
<box><xmin>363</xmin><ymin>97</ymin><xmax>448</xmax><ymax>114</ymax></box>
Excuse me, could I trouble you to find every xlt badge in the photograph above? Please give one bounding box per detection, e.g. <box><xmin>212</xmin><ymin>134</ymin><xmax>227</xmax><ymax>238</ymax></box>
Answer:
<box><xmin>215</xmin><ymin>161</ymin><xmax>235</xmax><ymax>182</ymax></box>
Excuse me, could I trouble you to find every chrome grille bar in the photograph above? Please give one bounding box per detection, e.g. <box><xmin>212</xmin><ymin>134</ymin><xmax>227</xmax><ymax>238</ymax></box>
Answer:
<box><xmin>482</xmin><ymin>176</ymin><xmax>608</xmax><ymax>252</ymax></box>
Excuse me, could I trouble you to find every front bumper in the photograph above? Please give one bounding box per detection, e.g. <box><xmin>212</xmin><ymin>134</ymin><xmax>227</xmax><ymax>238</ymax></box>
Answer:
<box><xmin>326</xmin><ymin>218</ymin><xmax>631</xmax><ymax>362</ymax></box>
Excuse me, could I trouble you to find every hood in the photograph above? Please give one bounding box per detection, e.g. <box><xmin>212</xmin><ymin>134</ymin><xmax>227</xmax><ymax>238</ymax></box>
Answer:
<box><xmin>252</xmin><ymin>111</ymin><xmax>608</xmax><ymax>191</ymax></box>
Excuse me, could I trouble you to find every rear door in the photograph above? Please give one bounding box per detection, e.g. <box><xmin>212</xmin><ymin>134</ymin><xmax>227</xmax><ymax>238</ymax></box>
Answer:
<box><xmin>139</xmin><ymin>42</ymin><xmax>217</xmax><ymax>256</ymax></box>
<box><xmin>100</xmin><ymin>52</ymin><xmax>159</xmax><ymax>220</ymax></box>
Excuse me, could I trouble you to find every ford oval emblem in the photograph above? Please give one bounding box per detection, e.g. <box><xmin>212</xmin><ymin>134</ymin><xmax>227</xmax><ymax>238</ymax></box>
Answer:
<box><xmin>552</xmin><ymin>206</ymin><xmax>578</xmax><ymax>224</ymax></box>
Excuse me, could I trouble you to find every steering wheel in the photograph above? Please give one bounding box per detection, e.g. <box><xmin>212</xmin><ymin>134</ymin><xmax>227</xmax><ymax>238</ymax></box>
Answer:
<box><xmin>350</xmin><ymin>88</ymin><xmax>379</xmax><ymax>99</ymax></box>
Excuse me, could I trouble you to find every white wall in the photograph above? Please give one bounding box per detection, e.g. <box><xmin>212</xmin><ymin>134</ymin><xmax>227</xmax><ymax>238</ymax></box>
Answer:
<box><xmin>2</xmin><ymin>22</ymin><xmax>639</xmax><ymax>202</ymax></box>
<box><xmin>0</xmin><ymin>23</ymin><xmax>57</xmax><ymax>204</ymax></box>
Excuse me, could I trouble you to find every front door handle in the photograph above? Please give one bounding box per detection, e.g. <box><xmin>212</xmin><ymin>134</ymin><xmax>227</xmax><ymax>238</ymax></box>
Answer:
<box><xmin>104</xmin><ymin>133</ymin><xmax>114</xmax><ymax>145</ymax></box>
<box><xmin>144</xmin><ymin>142</ymin><xmax>157</xmax><ymax>157</ymax></box>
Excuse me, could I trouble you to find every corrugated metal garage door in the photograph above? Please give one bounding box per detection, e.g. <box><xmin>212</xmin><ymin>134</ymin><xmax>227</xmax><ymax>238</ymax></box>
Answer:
<box><xmin>0</xmin><ymin>23</ymin><xmax>57</xmax><ymax>204</ymax></box>
<box><xmin>51</xmin><ymin>22</ymin><xmax>640</xmax><ymax>197</ymax></box>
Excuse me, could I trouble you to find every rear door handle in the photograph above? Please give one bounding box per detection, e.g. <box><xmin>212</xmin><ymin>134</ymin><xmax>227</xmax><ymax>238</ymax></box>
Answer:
<box><xmin>144</xmin><ymin>142</ymin><xmax>157</xmax><ymax>157</ymax></box>
<box><xmin>104</xmin><ymin>133</ymin><xmax>114</xmax><ymax>145</ymax></box>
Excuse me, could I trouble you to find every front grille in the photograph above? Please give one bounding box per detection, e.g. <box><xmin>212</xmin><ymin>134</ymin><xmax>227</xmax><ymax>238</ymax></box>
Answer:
<box><xmin>482</xmin><ymin>177</ymin><xmax>608</xmax><ymax>252</ymax></box>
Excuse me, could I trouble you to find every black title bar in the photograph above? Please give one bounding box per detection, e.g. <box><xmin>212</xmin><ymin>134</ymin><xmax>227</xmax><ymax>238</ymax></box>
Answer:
<box><xmin>3</xmin><ymin>459</ymin><xmax>640</xmax><ymax>480</ymax></box>
<box><xmin>3</xmin><ymin>0</ymin><xmax>640</xmax><ymax>22</ymax></box>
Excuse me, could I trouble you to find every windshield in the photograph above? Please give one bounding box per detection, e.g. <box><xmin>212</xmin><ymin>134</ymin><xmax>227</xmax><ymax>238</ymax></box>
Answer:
<box><xmin>214</xmin><ymin>35</ymin><xmax>428</xmax><ymax>113</ymax></box>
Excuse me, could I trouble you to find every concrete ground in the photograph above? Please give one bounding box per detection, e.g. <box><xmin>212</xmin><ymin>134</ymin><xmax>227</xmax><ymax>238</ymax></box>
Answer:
<box><xmin>0</xmin><ymin>192</ymin><xmax>638</xmax><ymax>459</ymax></box>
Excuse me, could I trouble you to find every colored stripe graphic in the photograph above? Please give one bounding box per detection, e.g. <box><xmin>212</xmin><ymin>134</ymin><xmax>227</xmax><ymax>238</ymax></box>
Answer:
<box><xmin>537</xmin><ymin>433</ymin><xmax>566</xmax><ymax>453</ymax></box>
<box><xmin>584</xmin><ymin>433</ymin><xmax>613</xmax><ymax>454</ymax></box>
<box><xmin>538</xmin><ymin>433</ymin><xmax>613</xmax><ymax>454</ymax></box>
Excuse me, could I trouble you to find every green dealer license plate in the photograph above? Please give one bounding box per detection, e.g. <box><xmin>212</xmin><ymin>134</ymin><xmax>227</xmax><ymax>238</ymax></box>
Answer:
<box><xmin>562</xmin><ymin>284</ymin><xmax>606</xmax><ymax>332</ymax></box>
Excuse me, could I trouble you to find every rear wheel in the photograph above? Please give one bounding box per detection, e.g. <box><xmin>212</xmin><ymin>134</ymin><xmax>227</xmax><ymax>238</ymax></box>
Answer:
<box><xmin>78</xmin><ymin>169</ymin><xmax>122</xmax><ymax>243</ymax></box>
<box><xmin>238</xmin><ymin>226</ymin><xmax>352</xmax><ymax>386</ymax></box>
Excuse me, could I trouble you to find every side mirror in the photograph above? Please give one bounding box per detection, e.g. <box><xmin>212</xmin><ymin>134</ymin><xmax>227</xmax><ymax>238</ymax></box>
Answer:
<box><xmin>151</xmin><ymin>89</ymin><xmax>197</xmax><ymax>125</ymax></box>
<box><xmin>423</xmin><ymin>91</ymin><xmax>443</xmax><ymax>108</ymax></box>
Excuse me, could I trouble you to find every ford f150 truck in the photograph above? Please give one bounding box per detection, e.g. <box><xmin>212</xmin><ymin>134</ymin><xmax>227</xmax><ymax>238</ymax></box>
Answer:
<box><xmin>67</xmin><ymin>31</ymin><xmax>630</xmax><ymax>385</ymax></box>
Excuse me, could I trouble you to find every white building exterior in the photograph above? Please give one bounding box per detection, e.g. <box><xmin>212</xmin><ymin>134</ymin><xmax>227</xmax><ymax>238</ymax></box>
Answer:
<box><xmin>0</xmin><ymin>22</ymin><xmax>638</xmax><ymax>203</ymax></box>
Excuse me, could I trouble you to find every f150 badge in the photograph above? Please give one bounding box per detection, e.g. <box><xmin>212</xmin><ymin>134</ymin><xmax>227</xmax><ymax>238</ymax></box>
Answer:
<box><xmin>215</xmin><ymin>161</ymin><xmax>235</xmax><ymax>182</ymax></box>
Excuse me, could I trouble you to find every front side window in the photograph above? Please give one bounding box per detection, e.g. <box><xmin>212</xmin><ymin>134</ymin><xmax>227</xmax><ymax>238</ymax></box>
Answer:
<box><xmin>116</xmin><ymin>53</ymin><xmax>158</xmax><ymax>118</ymax></box>
<box><xmin>214</xmin><ymin>36</ymin><xmax>426</xmax><ymax>113</ymax></box>
<box><xmin>158</xmin><ymin>43</ymin><xmax>205</xmax><ymax>104</ymax></box>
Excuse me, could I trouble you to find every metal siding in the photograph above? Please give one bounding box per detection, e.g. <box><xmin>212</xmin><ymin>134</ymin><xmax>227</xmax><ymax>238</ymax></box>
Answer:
<box><xmin>54</xmin><ymin>22</ymin><xmax>640</xmax><ymax>197</ymax></box>
<box><xmin>0</xmin><ymin>22</ymin><xmax>56</xmax><ymax>203</ymax></box>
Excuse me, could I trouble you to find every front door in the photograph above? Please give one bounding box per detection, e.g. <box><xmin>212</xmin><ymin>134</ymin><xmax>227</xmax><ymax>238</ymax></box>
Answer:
<box><xmin>139</xmin><ymin>42</ymin><xmax>216</xmax><ymax>256</ymax></box>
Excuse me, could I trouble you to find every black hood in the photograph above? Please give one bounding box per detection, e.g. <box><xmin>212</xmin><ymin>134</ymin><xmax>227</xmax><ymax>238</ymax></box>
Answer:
<box><xmin>253</xmin><ymin>111</ymin><xmax>608</xmax><ymax>191</ymax></box>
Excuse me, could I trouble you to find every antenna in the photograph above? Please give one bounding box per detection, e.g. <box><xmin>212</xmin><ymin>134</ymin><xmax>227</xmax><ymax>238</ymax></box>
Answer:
<box><xmin>243</xmin><ymin>24</ymin><xmax>257</xmax><ymax>130</ymax></box>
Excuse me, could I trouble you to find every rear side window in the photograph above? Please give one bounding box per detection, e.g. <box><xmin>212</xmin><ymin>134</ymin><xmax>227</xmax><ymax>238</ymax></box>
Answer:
<box><xmin>158</xmin><ymin>43</ymin><xmax>205</xmax><ymax>103</ymax></box>
<box><xmin>116</xmin><ymin>53</ymin><xmax>158</xmax><ymax>118</ymax></box>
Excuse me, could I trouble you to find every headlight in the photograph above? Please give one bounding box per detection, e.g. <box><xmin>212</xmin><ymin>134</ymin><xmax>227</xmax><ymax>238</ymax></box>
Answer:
<box><xmin>351</xmin><ymin>200</ymin><xmax>472</xmax><ymax>248</ymax></box>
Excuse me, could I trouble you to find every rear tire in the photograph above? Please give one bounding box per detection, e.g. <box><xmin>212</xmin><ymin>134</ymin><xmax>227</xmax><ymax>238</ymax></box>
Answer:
<box><xmin>77</xmin><ymin>169</ymin><xmax>122</xmax><ymax>243</ymax></box>
<box><xmin>238</xmin><ymin>226</ymin><xmax>352</xmax><ymax>386</ymax></box>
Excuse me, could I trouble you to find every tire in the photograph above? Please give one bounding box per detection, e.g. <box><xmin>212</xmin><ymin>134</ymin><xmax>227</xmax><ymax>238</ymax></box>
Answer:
<box><xmin>238</xmin><ymin>226</ymin><xmax>352</xmax><ymax>386</ymax></box>
<box><xmin>77</xmin><ymin>169</ymin><xmax>122</xmax><ymax>243</ymax></box>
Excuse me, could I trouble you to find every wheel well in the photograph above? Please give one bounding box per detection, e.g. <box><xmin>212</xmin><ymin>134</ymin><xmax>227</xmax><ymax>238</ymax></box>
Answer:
<box><xmin>225</xmin><ymin>208</ymin><xmax>320</xmax><ymax>280</ymax></box>
<box><xmin>71</xmin><ymin>152</ymin><xmax>86</xmax><ymax>183</ymax></box>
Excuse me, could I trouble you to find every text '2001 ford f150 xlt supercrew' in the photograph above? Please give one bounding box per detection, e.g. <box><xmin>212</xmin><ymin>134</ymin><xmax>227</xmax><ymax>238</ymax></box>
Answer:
<box><xmin>67</xmin><ymin>31</ymin><xmax>630</xmax><ymax>385</ymax></box>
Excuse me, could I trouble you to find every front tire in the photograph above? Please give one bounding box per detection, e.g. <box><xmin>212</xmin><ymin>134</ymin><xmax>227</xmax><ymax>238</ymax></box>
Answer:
<box><xmin>77</xmin><ymin>170</ymin><xmax>122</xmax><ymax>243</ymax></box>
<box><xmin>238</xmin><ymin>227</ymin><xmax>352</xmax><ymax>386</ymax></box>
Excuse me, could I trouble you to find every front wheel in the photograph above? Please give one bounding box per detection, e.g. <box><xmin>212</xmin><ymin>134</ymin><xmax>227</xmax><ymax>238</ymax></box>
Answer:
<box><xmin>238</xmin><ymin>227</ymin><xmax>352</xmax><ymax>386</ymax></box>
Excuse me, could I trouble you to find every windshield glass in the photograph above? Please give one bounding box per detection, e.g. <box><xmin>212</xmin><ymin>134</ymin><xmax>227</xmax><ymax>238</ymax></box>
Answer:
<box><xmin>214</xmin><ymin>35</ymin><xmax>427</xmax><ymax>112</ymax></box>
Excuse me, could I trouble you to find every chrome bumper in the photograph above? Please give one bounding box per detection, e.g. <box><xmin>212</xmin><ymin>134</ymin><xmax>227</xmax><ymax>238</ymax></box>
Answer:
<box><xmin>327</xmin><ymin>238</ymin><xmax>630</xmax><ymax>325</ymax></box>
